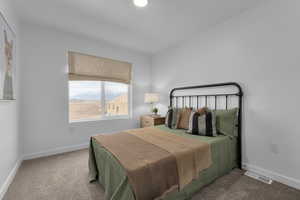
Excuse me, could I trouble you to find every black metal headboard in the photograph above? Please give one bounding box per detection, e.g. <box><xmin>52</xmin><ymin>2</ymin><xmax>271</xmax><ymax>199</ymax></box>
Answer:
<box><xmin>169</xmin><ymin>82</ymin><xmax>243</xmax><ymax>169</ymax></box>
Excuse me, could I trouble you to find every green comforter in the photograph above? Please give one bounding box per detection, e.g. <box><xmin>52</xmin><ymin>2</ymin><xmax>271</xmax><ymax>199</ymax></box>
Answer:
<box><xmin>89</xmin><ymin>125</ymin><xmax>237</xmax><ymax>200</ymax></box>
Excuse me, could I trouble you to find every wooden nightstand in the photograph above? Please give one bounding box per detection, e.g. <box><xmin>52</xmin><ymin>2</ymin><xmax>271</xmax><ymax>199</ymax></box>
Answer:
<box><xmin>140</xmin><ymin>115</ymin><xmax>165</xmax><ymax>128</ymax></box>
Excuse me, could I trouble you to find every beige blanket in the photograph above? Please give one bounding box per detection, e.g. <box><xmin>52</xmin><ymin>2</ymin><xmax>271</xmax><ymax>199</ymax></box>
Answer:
<box><xmin>93</xmin><ymin>127</ymin><xmax>211</xmax><ymax>200</ymax></box>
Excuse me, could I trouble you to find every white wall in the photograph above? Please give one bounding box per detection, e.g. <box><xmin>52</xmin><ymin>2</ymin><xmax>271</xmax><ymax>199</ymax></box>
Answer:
<box><xmin>0</xmin><ymin>0</ymin><xmax>20</xmax><ymax>197</ymax></box>
<box><xmin>152</xmin><ymin>0</ymin><xmax>300</xmax><ymax>188</ymax></box>
<box><xmin>19</xmin><ymin>22</ymin><xmax>151</xmax><ymax>157</ymax></box>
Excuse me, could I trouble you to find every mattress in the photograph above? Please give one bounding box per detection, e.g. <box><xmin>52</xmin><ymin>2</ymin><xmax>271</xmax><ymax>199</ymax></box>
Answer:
<box><xmin>89</xmin><ymin>125</ymin><xmax>237</xmax><ymax>200</ymax></box>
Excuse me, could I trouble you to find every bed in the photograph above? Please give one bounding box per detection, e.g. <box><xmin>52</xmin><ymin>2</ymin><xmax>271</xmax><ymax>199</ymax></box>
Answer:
<box><xmin>89</xmin><ymin>82</ymin><xmax>243</xmax><ymax>200</ymax></box>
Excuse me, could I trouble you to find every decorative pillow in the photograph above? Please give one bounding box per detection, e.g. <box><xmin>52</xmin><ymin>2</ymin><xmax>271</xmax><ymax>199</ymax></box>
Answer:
<box><xmin>177</xmin><ymin>108</ymin><xmax>193</xmax><ymax>129</ymax></box>
<box><xmin>171</xmin><ymin>108</ymin><xmax>181</xmax><ymax>129</ymax></box>
<box><xmin>187</xmin><ymin>111</ymin><xmax>200</xmax><ymax>134</ymax></box>
<box><xmin>197</xmin><ymin>107</ymin><xmax>207</xmax><ymax>115</ymax></box>
<box><xmin>165</xmin><ymin>108</ymin><xmax>181</xmax><ymax>129</ymax></box>
<box><xmin>165</xmin><ymin>108</ymin><xmax>173</xmax><ymax>128</ymax></box>
<box><xmin>213</xmin><ymin>108</ymin><xmax>238</xmax><ymax>136</ymax></box>
<box><xmin>187</xmin><ymin>109</ymin><xmax>217</xmax><ymax>137</ymax></box>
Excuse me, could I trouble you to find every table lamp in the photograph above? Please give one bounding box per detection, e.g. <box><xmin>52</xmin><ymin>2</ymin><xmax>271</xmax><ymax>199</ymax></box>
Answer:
<box><xmin>144</xmin><ymin>93</ymin><xmax>159</xmax><ymax>115</ymax></box>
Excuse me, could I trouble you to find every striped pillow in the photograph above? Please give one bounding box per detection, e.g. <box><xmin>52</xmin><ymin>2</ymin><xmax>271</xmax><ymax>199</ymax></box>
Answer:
<box><xmin>165</xmin><ymin>108</ymin><xmax>181</xmax><ymax>129</ymax></box>
<box><xmin>187</xmin><ymin>110</ymin><xmax>217</xmax><ymax>137</ymax></box>
<box><xmin>165</xmin><ymin>108</ymin><xmax>173</xmax><ymax>128</ymax></box>
<box><xmin>171</xmin><ymin>108</ymin><xmax>181</xmax><ymax>129</ymax></box>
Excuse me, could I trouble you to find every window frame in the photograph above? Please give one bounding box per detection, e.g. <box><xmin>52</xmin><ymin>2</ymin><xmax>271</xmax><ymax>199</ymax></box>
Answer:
<box><xmin>68</xmin><ymin>81</ymin><xmax>132</xmax><ymax>124</ymax></box>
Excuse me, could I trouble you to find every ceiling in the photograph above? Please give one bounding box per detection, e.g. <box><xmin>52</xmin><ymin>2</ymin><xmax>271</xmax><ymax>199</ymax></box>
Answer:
<box><xmin>12</xmin><ymin>0</ymin><xmax>263</xmax><ymax>55</ymax></box>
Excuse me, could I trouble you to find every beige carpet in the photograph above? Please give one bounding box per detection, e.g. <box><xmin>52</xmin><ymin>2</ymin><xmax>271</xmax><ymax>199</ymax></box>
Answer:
<box><xmin>4</xmin><ymin>149</ymin><xmax>300</xmax><ymax>200</ymax></box>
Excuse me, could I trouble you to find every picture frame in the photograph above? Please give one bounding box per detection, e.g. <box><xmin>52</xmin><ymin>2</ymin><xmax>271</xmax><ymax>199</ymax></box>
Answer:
<box><xmin>0</xmin><ymin>11</ymin><xmax>16</xmax><ymax>101</ymax></box>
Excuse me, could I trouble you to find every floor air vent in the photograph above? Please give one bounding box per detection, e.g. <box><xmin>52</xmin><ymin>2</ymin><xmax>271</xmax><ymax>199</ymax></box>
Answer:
<box><xmin>244</xmin><ymin>171</ymin><xmax>273</xmax><ymax>184</ymax></box>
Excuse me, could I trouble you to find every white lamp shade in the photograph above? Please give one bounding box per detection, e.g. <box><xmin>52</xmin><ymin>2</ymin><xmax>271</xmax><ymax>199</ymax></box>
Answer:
<box><xmin>145</xmin><ymin>93</ymin><xmax>159</xmax><ymax>103</ymax></box>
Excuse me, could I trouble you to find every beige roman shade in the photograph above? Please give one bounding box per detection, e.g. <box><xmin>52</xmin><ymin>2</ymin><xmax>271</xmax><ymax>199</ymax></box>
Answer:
<box><xmin>68</xmin><ymin>51</ymin><xmax>132</xmax><ymax>84</ymax></box>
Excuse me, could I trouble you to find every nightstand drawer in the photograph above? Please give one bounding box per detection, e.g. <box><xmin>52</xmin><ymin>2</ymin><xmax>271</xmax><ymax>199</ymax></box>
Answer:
<box><xmin>141</xmin><ymin>119</ymin><xmax>154</xmax><ymax>127</ymax></box>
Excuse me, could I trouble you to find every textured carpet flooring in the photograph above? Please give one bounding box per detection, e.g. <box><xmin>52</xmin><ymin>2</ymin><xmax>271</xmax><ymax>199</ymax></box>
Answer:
<box><xmin>4</xmin><ymin>149</ymin><xmax>300</xmax><ymax>200</ymax></box>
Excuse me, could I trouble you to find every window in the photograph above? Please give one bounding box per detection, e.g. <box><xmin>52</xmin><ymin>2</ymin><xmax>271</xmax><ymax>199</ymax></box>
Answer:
<box><xmin>105</xmin><ymin>82</ymin><xmax>129</xmax><ymax>116</ymax></box>
<box><xmin>68</xmin><ymin>51</ymin><xmax>132</xmax><ymax>122</ymax></box>
<box><xmin>69</xmin><ymin>81</ymin><xmax>129</xmax><ymax>122</ymax></box>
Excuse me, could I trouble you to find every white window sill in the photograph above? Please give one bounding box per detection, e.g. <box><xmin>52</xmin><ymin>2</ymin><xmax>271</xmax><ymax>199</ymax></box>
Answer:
<box><xmin>69</xmin><ymin>115</ymin><xmax>131</xmax><ymax>124</ymax></box>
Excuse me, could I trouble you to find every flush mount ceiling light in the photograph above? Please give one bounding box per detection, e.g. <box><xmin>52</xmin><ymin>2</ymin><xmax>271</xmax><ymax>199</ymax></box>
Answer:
<box><xmin>133</xmin><ymin>0</ymin><xmax>148</xmax><ymax>7</ymax></box>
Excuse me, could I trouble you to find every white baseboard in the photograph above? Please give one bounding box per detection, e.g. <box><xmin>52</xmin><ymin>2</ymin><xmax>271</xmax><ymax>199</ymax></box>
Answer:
<box><xmin>0</xmin><ymin>159</ymin><xmax>22</xmax><ymax>200</ymax></box>
<box><xmin>243</xmin><ymin>163</ymin><xmax>300</xmax><ymax>190</ymax></box>
<box><xmin>23</xmin><ymin>143</ymin><xmax>89</xmax><ymax>160</ymax></box>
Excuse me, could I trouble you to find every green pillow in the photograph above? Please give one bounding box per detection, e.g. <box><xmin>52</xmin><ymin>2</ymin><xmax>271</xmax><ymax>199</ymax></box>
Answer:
<box><xmin>213</xmin><ymin>108</ymin><xmax>239</xmax><ymax>136</ymax></box>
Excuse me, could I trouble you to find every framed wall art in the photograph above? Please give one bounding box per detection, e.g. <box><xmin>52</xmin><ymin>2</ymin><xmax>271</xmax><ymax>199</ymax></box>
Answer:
<box><xmin>0</xmin><ymin>11</ymin><xmax>16</xmax><ymax>100</ymax></box>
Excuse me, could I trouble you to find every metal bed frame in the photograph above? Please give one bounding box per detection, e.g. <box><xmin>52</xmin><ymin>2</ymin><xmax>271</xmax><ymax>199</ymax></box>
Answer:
<box><xmin>169</xmin><ymin>82</ymin><xmax>243</xmax><ymax>169</ymax></box>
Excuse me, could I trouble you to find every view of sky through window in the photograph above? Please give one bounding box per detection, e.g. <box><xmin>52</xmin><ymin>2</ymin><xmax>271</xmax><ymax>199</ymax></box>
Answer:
<box><xmin>69</xmin><ymin>81</ymin><xmax>128</xmax><ymax>121</ymax></box>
